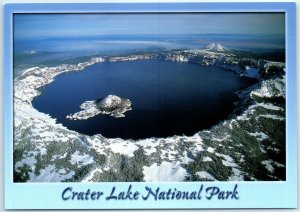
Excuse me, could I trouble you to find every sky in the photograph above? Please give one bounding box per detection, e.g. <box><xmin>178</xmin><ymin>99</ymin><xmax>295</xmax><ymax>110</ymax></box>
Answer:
<box><xmin>14</xmin><ymin>13</ymin><xmax>285</xmax><ymax>39</ymax></box>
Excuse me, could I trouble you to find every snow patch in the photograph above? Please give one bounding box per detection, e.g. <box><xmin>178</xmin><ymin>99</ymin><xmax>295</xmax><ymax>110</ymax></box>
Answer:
<box><xmin>70</xmin><ymin>151</ymin><xmax>94</xmax><ymax>167</ymax></box>
<box><xmin>257</xmin><ymin>103</ymin><xmax>283</xmax><ymax>111</ymax></box>
<box><xmin>228</xmin><ymin>168</ymin><xmax>244</xmax><ymax>181</ymax></box>
<box><xmin>251</xmin><ymin>77</ymin><xmax>285</xmax><ymax>99</ymax></box>
<box><xmin>262</xmin><ymin>160</ymin><xmax>274</xmax><ymax>173</ymax></box>
<box><xmin>216</xmin><ymin>153</ymin><xmax>237</xmax><ymax>167</ymax></box>
<box><xmin>109</xmin><ymin>142</ymin><xmax>139</xmax><ymax>157</ymax></box>
<box><xmin>181</xmin><ymin>151</ymin><xmax>194</xmax><ymax>163</ymax></box>
<box><xmin>207</xmin><ymin>147</ymin><xmax>215</xmax><ymax>153</ymax></box>
<box><xmin>262</xmin><ymin>160</ymin><xmax>285</xmax><ymax>173</ymax></box>
<box><xmin>196</xmin><ymin>171</ymin><xmax>217</xmax><ymax>181</ymax></box>
<box><xmin>28</xmin><ymin>165</ymin><xmax>75</xmax><ymax>182</ymax></box>
<box><xmin>143</xmin><ymin>161</ymin><xmax>188</xmax><ymax>182</ymax></box>
<box><xmin>203</xmin><ymin>157</ymin><xmax>213</xmax><ymax>162</ymax></box>
<box><xmin>15</xmin><ymin>156</ymin><xmax>37</xmax><ymax>170</ymax></box>
<box><xmin>248</xmin><ymin>132</ymin><xmax>269</xmax><ymax>141</ymax></box>
<box><xmin>203</xmin><ymin>43</ymin><xmax>227</xmax><ymax>52</ymax></box>
<box><xmin>136</xmin><ymin>138</ymin><xmax>159</xmax><ymax>156</ymax></box>
<box><xmin>258</xmin><ymin>114</ymin><xmax>284</xmax><ymax>121</ymax></box>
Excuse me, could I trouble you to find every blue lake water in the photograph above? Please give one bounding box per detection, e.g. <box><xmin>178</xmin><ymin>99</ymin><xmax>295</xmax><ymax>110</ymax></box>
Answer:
<box><xmin>32</xmin><ymin>59</ymin><xmax>255</xmax><ymax>139</ymax></box>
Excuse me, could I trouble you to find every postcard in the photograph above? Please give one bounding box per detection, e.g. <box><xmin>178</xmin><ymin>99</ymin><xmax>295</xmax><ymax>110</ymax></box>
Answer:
<box><xmin>4</xmin><ymin>2</ymin><xmax>297</xmax><ymax>209</ymax></box>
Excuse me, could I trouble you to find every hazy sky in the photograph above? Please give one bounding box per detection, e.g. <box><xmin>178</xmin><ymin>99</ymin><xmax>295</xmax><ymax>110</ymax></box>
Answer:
<box><xmin>14</xmin><ymin>13</ymin><xmax>285</xmax><ymax>39</ymax></box>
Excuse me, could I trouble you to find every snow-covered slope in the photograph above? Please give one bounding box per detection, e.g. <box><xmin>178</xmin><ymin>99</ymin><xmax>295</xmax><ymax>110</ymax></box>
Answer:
<box><xmin>203</xmin><ymin>43</ymin><xmax>228</xmax><ymax>52</ymax></box>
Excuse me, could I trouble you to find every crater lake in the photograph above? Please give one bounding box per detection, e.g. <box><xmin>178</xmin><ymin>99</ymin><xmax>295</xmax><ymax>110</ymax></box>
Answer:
<box><xmin>32</xmin><ymin>59</ymin><xmax>255</xmax><ymax>139</ymax></box>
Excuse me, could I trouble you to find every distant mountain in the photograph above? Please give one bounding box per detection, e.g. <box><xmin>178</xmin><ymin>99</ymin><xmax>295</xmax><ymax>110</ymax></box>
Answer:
<box><xmin>203</xmin><ymin>43</ymin><xmax>228</xmax><ymax>52</ymax></box>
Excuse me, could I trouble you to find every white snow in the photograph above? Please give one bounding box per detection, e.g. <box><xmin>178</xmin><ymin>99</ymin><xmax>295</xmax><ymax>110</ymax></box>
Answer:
<box><xmin>222</xmin><ymin>160</ymin><xmax>237</xmax><ymax>167</ymax></box>
<box><xmin>211</xmin><ymin>135</ymin><xmax>230</xmax><ymax>142</ymax></box>
<box><xmin>28</xmin><ymin>165</ymin><xmax>75</xmax><ymax>182</ymax></box>
<box><xmin>70</xmin><ymin>151</ymin><xmax>94</xmax><ymax>167</ymax></box>
<box><xmin>109</xmin><ymin>142</ymin><xmax>139</xmax><ymax>157</ymax></box>
<box><xmin>15</xmin><ymin>156</ymin><xmax>37</xmax><ymax>170</ymax></box>
<box><xmin>262</xmin><ymin>160</ymin><xmax>274</xmax><ymax>173</ymax></box>
<box><xmin>21</xmin><ymin>66</ymin><xmax>40</xmax><ymax>76</ymax></box>
<box><xmin>196</xmin><ymin>171</ymin><xmax>217</xmax><ymax>181</ymax></box>
<box><xmin>207</xmin><ymin>147</ymin><xmax>215</xmax><ymax>153</ymax></box>
<box><xmin>143</xmin><ymin>161</ymin><xmax>188</xmax><ymax>182</ymax></box>
<box><xmin>228</xmin><ymin>168</ymin><xmax>244</xmax><ymax>181</ymax></box>
<box><xmin>203</xmin><ymin>157</ymin><xmax>213</xmax><ymax>162</ymax></box>
<box><xmin>82</xmin><ymin>168</ymin><xmax>103</xmax><ymax>183</ymax></box>
<box><xmin>203</xmin><ymin>43</ymin><xmax>227</xmax><ymax>52</ymax></box>
<box><xmin>262</xmin><ymin>160</ymin><xmax>285</xmax><ymax>173</ymax></box>
<box><xmin>257</xmin><ymin>103</ymin><xmax>283</xmax><ymax>111</ymax></box>
<box><xmin>258</xmin><ymin>114</ymin><xmax>284</xmax><ymax>121</ymax></box>
<box><xmin>181</xmin><ymin>151</ymin><xmax>194</xmax><ymax>163</ymax></box>
<box><xmin>58</xmin><ymin>169</ymin><xmax>66</xmax><ymax>174</ymax></box>
<box><xmin>251</xmin><ymin>77</ymin><xmax>285</xmax><ymax>98</ymax></box>
<box><xmin>216</xmin><ymin>153</ymin><xmax>237</xmax><ymax>167</ymax></box>
<box><xmin>136</xmin><ymin>138</ymin><xmax>159</xmax><ymax>156</ymax></box>
<box><xmin>67</xmin><ymin>101</ymin><xmax>100</xmax><ymax>120</ymax></box>
<box><xmin>52</xmin><ymin>153</ymin><xmax>68</xmax><ymax>160</ymax></box>
<box><xmin>248</xmin><ymin>132</ymin><xmax>269</xmax><ymax>141</ymax></box>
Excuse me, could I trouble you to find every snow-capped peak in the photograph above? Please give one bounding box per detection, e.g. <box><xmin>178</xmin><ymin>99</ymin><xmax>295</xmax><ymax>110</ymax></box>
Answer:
<box><xmin>203</xmin><ymin>43</ymin><xmax>227</xmax><ymax>52</ymax></box>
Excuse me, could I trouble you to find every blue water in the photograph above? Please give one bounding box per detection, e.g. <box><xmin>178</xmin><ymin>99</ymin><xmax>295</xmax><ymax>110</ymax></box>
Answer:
<box><xmin>13</xmin><ymin>34</ymin><xmax>285</xmax><ymax>77</ymax></box>
<box><xmin>13</xmin><ymin>33</ymin><xmax>285</xmax><ymax>77</ymax></box>
<box><xmin>14</xmin><ymin>34</ymin><xmax>285</xmax><ymax>55</ymax></box>
<box><xmin>32</xmin><ymin>59</ymin><xmax>255</xmax><ymax>139</ymax></box>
